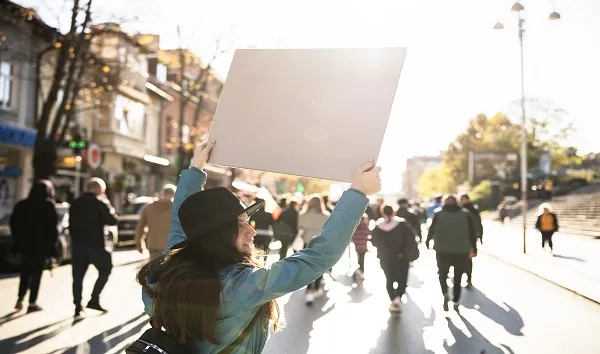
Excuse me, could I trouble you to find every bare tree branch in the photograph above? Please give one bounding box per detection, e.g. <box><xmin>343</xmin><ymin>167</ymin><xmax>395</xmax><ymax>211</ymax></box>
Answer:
<box><xmin>50</xmin><ymin>0</ymin><xmax>93</xmax><ymax>140</ymax></box>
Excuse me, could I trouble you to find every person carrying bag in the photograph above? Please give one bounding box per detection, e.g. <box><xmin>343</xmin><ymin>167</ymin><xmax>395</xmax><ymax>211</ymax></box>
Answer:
<box><xmin>132</xmin><ymin>141</ymin><xmax>382</xmax><ymax>353</ymax></box>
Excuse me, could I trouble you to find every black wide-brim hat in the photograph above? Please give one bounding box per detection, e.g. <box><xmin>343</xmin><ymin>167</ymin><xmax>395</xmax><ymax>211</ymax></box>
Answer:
<box><xmin>171</xmin><ymin>187</ymin><xmax>265</xmax><ymax>250</ymax></box>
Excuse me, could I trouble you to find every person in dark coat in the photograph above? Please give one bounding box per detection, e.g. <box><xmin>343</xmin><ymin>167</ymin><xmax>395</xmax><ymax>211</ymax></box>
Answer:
<box><xmin>10</xmin><ymin>180</ymin><xmax>58</xmax><ymax>313</ymax></box>
<box><xmin>426</xmin><ymin>195</ymin><xmax>477</xmax><ymax>312</ymax></box>
<box><xmin>460</xmin><ymin>194</ymin><xmax>483</xmax><ymax>287</ymax></box>
<box><xmin>372</xmin><ymin>205</ymin><xmax>419</xmax><ymax>313</ymax></box>
<box><xmin>69</xmin><ymin>177</ymin><xmax>118</xmax><ymax>317</ymax></box>
<box><xmin>249</xmin><ymin>198</ymin><xmax>274</xmax><ymax>263</ymax></box>
<box><xmin>397</xmin><ymin>198</ymin><xmax>422</xmax><ymax>242</ymax></box>
<box><xmin>275</xmin><ymin>200</ymin><xmax>298</xmax><ymax>260</ymax></box>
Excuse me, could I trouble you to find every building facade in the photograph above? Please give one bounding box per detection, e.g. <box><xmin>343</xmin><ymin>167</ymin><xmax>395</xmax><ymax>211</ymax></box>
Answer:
<box><xmin>0</xmin><ymin>2</ymin><xmax>56</xmax><ymax>229</ymax></box>
<box><xmin>402</xmin><ymin>155</ymin><xmax>444</xmax><ymax>199</ymax></box>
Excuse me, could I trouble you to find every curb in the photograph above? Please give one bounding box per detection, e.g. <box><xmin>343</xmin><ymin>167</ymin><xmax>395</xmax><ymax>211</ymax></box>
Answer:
<box><xmin>480</xmin><ymin>249</ymin><xmax>600</xmax><ymax>305</ymax></box>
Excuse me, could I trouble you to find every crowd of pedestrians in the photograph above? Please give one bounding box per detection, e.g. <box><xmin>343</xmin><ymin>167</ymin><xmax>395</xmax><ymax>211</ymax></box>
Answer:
<box><xmin>6</xmin><ymin>140</ymin><xmax>565</xmax><ymax>354</ymax></box>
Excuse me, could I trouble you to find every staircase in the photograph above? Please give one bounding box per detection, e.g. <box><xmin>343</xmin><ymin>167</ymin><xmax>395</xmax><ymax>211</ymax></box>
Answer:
<box><xmin>507</xmin><ymin>183</ymin><xmax>600</xmax><ymax>237</ymax></box>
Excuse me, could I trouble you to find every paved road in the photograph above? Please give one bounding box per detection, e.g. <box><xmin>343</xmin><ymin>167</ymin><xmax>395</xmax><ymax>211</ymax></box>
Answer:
<box><xmin>1</xmin><ymin>243</ymin><xmax>599</xmax><ymax>353</ymax></box>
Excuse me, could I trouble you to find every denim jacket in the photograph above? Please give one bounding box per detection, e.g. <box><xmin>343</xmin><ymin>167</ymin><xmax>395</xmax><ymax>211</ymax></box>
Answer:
<box><xmin>142</xmin><ymin>167</ymin><xmax>368</xmax><ymax>353</ymax></box>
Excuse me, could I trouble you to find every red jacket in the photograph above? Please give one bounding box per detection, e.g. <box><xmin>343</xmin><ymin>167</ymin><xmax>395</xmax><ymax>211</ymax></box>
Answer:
<box><xmin>352</xmin><ymin>222</ymin><xmax>370</xmax><ymax>253</ymax></box>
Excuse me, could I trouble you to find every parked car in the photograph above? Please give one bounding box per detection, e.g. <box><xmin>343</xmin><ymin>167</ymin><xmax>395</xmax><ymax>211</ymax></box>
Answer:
<box><xmin>0</xmin><ymin>202</ymin><xmax>118</xmax><ymax>266</ymax></box>
<box><xmin>116</xmin><ymin>196</ymin><xmax>156</xmax><ymax>246</ymax></box>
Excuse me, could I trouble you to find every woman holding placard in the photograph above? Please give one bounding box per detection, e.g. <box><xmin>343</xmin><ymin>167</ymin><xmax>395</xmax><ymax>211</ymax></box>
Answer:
<box><xmin>130</xmin><ymin>141</ymin><xmax>381</xmax><ymax>353</ymax></box>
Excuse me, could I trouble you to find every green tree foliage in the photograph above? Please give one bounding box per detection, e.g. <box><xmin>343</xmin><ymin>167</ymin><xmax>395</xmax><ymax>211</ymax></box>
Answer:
<box><xmin>469</xmin><ymin>180</ymin><xmax>493</xmax><ymax>210</ymax></box>
<box><xmin>417</xmin><ymin>167</ymin><xmax>456</xmax><ymax>198</ymax></box>
<box><xmin>443</xmin><ymin>113</ymin><xmax>522</xmax><ymax>185</ymax></box>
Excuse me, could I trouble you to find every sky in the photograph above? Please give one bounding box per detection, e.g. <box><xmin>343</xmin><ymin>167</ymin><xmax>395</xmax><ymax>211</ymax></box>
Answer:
<box><xmin>16</xmin><ymin>0</ymin><xmax>600</xmax><ymax>194</ymax></box>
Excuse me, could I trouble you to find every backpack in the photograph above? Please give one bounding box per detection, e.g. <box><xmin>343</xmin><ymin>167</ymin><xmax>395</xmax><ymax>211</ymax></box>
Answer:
<box><xmin>126</xmin><ymin>310</ymin><xmax>261</xmax><ymax>354</ymax></box>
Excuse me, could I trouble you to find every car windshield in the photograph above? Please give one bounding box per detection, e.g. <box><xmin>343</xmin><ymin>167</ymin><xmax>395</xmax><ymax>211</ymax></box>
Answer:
<box><xmin>121</xmin><ymin>203</ymin><xmax>147</xmax><ymax>215</ymax></box>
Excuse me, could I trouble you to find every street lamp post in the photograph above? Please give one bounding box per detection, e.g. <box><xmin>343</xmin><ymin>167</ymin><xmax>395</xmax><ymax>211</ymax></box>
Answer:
<box><xmin>494</xmin><ymin>2</ymin><xmax>560</xmax><ymax>254</ymax></box>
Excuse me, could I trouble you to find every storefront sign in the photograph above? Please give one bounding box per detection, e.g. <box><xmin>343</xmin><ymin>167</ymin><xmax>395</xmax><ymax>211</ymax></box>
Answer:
<box><xmin>0</xmin><ymin>124</ymin><xmax>36</xmax><ymax>148</ymax></box>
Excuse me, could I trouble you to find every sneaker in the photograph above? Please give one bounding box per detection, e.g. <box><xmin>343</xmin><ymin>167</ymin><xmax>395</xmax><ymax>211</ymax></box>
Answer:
<box><xmin>74</xmin><ymin>307</ymin><xmax>83</xmax><ymax>317</ymax></box>
<box><xmin>388</xmin><ymin>298</ymin><xmax>402</xmax><ymax>313</ymax></box>
<box><xmin>393</xmin><ymin>296</ymin><xmax>403</xmax><ymax>312</ymax></box>
<box><xmin>27</xmin><ymin>304</ymin><xmax>43</xmax><ymax>313</ymax></box>
<box><xmin>453</xmin><ymin>302</ymin><xmax>460</xmax><ymax>312</ymax></box>
<box><xmin>466</xmin><ymin>280</ymin><xmax>473</xmax><ymax>289</ymax></box>
<box><xmin>353</xmin><ymin>269</ymin><xmax>365</xmax><ymax>282</ymax></box>
<box><xmin>15</xmin><ymin>300</ymin><xmax>23</xmax><ymax>310</ymax></box>
<box><xmin>86</xmin><ymin>301</ymin><xmax>108</xmax><ymax>312</ymax></box>
<box><xmin>443</xmin><ymin>296</ymin><xmax>450</xmax><ymax>312</ymax></box>
<box><xmin>305</xmin><ymin>292</ymin><xmax>315</xmax><ymax>306</ymax></box>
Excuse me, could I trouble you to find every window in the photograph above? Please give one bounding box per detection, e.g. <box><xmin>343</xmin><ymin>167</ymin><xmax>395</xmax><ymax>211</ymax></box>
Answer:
<box><xmin>0</xmin><ymin>61</ymin><xmax>18</xmax><ymax>111</ymax></box>
<box><xmin>114</xmin><ymin>95</ymin><xmax>145</xmax><ymax>138</ymax></box>
<box><xmin>156</xmin><ymin>63</ymin><xmax>167</xmax><ymax>83</ymax></box>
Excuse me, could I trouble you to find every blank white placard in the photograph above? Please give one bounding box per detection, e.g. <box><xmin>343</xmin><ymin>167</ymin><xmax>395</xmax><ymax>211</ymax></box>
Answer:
<box><xmin>207</xmin><ymin>47</ymin><xmax>407</xmax><ymax>183</ymax></box>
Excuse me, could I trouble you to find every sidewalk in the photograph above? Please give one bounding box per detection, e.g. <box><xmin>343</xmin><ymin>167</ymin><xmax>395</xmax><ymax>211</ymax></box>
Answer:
<box><xmin>480</xmin><ymin>220</ymin><xmax>600</xmax><ymax>304</ymax></box>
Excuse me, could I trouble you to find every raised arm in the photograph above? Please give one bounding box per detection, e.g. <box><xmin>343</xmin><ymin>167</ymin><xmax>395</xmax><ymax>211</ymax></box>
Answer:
<box><xmin>164</xmin><ymin>141</ymin><xmax>214</xmax><ymax>251</ymax></box>
<box><xmin>227</xmin><ymin>161</ymin><xmax>381</xmax><ymax>310</ymax></box>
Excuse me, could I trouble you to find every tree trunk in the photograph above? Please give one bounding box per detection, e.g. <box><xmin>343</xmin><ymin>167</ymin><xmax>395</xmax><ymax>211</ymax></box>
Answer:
<box><xmin>33</xmin><ymin>141</ymin><xmax>58</xmax><ymax>180</ymax></box>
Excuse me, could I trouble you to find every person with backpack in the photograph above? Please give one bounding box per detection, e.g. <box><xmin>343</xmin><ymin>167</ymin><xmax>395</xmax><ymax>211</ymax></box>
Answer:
<box><xmin>371</xmin><ymin>205</ymin><xmax>419</xmax><ymax>313</ymax></box>
<box><xmin>426</xmin><ymin>195</ymin><xmax>477</xmax><ymax>312</ymax></box>
<box><xmin>535</xmin><ymin>203</ymin><xmax>559</xmax><ymax>253</ymax></box>
<box><xmin>133</xmin><ymin>141</ymin><xmax>381</xmax><ymax>353</ymax></box>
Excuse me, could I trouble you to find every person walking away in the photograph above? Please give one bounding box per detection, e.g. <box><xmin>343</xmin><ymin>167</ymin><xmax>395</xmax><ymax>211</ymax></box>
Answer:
<box><xmin>298</xmin><ymin>194</ymin><xmax>331</xmax><ymax>305</ymax></box>
<box><xmin>135</xmin><ymin>185</ymin><xmax>176</xmax><ymax>259</ymax></box>
<box><xmin>427</xmin><ymin>196</ymin><xmax>442</xmax><ymax>219</ymax></box>
<box><xmin>397</xmin><ymin>198</ymin><xmax>422</xmax><ymax>242</ymax></box>
<box><xmin>535</xmin><ymin>203</ymin><xmax>558</xmax><ymax>253</ymax></box>
<box><xmin>274</xmin><ymin>200</ymin><xmax>298</xmax><ymax>260</ymax></box>
<box><xmin>370</xmin><ymin>198</ymin><xmax>384</xmax><ymax>221</ymax></box>
<box><xmin>249</xmin><ymin>198</ymin><xmax>274</xmax><ymax>263</ymax></box>
<box><xmin>10</xmin><ymin>180</ymin><xmax>58</xmax><ymax>313</ymax></box>
<box><xmin>134</xmin><ymin>141</ymin><xmax>381</xmax><ymax>353</ymax></box>
<box><xmin>426</xmin><ymin>195</ymin><xmax>477</xmax><ymax>312</ymax></box>
<box><xmin>69</xmin><ymin>178</ymin><xmax>118</xmax><ymax>317</ymax></box>
<box><xmin>351</xmin><ymin>214</ymin><xmax>370</xmax><ymax>281</ymax></box>
<box><xmin>371</xmin><ymin>205</ymin><xmax>419</xmax><ymax>313</ymax></box>
<box><xmin>459</xmin><ymin>194</ymin><xmax>483</xmax><ymax>288</ymax></box>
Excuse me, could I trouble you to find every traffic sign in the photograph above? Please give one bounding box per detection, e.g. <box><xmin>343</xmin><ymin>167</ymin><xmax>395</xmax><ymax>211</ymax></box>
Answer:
<box><xmin>87</xmin><ymin>143</ymin><xmax>102</xmax><ymax>169</ymax></box>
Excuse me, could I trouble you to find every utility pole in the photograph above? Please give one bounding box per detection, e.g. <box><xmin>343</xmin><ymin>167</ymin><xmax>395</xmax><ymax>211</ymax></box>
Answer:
<box><xmin>518</xmin><ymin>16</ymin><xmax>527</xmax><ymax>254</ymax></box>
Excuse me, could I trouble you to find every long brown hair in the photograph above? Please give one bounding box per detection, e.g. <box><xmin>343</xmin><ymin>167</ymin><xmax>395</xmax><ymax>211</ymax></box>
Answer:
<box><xmin>137</xmin><ymin>220</ymin><xmax>280</xmax><ymax>344</ymax></box>
<box><xmin>300</xmin><ymin>194</ymin><xmax>328</xmax><ymax>215</ymax></box>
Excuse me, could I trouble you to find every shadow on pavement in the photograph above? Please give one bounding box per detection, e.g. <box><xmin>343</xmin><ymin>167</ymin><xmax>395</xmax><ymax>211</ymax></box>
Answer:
<box><xmin>335</xmin><ymin>274</ymin><xmax>373</xmax><ymax>303</ymax></box>
<box><xmin>114</xmin><ymin>259</ymin><xmax>147</xmax><ymax>268</ymax></box>
<box><xmin>461</xmin><ymin>287</ymin><xmax>524</xmax><ymax>336</ymax></box>
<box><xmin>0</xmin><ymin>317</ymin><xmax>77</xmax><ymax>353</ymax></box>
<box><xmin>407</xmin><ymin>271</ymin><xmax>424</xmax><ymax>289</ymax></box>
<box><xmin>444</xmin><ymin>315</ymin><xmax>507</xmax><ymax>354</ymax></box>
<box><xmin>552</xmin><ymin>254</ymin><xmax>586</xmax><ymax>262</ymax></box>
<box><xmin>263</xmin><ymin>289</ymin><xmax>335</xmax><ymax>354</ymax></box>
<box><xmin>45</xmin><ymin>313</ymin><xmax>148</xmax><ymax>354</ymax></box>
<box><xmin>0</xmin><ymin>311</ymin><xmax>25</xmax><ymax>326</ymax></box>
<box><xmin>368</xmin><ymin>294</ymin><xmax>435</xmax><ymax>354</ymax></box>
